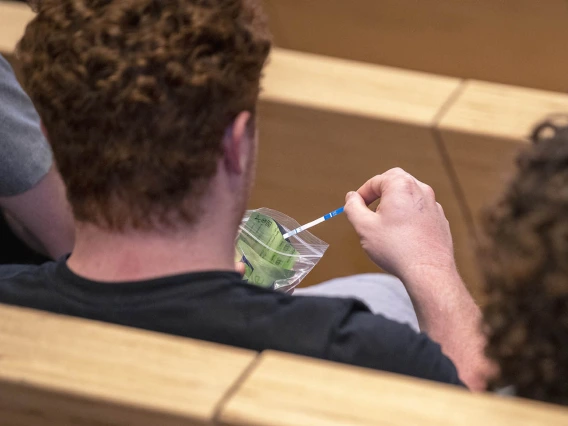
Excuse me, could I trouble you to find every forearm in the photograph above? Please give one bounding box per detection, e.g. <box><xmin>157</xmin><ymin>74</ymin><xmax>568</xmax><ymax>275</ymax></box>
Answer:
<box><xmin>402</xmin><ymin>266</ymin><xmax>492</xmax><ymax>391</ymax></box>
<box><xmin>3</xmin><ymin>210</ymin><xmax>49</xmax><ymax>255</ymax></box>
<box><xmin>0</xmin><ymin>165</ymin><xmax>74</xmax><ymax>259</ymax></box>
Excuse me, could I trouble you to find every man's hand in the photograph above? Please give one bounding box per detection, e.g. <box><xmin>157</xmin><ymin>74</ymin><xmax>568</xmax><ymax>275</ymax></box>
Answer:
<box><xmin>345</xmin><ymin>168</ymin><xmax>492</xmax><ymax>391</ymax></box>
<box><xmin>344</xmin><ymin>167</ymin><xmax>456</xmax><ymax>282</ymax></box>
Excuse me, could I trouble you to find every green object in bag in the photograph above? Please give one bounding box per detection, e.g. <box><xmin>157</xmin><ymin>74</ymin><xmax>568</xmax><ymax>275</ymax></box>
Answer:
<box><xmin>237</xmin><ymin>212</ymin><xmax>299</xmax><ymax>288</ymax></box>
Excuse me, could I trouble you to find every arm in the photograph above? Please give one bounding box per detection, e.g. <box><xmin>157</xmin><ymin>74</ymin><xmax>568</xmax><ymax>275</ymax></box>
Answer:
<box><xmin>344</xmin><ymin>167</ymin><xmax>493</xmax><ymax>391</ymax></box>
<box><xmin>0</xmin><ymin>164</ymin><xmax>74</xmax><ymax>259</ymax></box>
<box><xmin>0</xmin><ymin>54</ymin><xmax>74</xmax><ymax>259</ymax></box>
<box><xmin>328</xmin><ymin>309</ymin><xmax>464</xmax><ymax>386</ymax></box>
<box><xmin>401</xmin><ymin>265</ymin><xmax>489</xmax><ymax>391</ymax></box>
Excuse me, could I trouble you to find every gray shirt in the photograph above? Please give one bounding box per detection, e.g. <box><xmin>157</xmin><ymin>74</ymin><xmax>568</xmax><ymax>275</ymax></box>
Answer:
<box><xmin>0</xmin><ymin>54</ymin><xmax>52</xmax><ymax>196</ymax></box>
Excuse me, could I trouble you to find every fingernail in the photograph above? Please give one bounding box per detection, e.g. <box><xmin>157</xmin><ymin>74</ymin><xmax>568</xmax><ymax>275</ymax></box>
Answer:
<box><xmin>346</xmin><ymin>191</ymin><xmax>356</xmax><ymax>201</ymax></box>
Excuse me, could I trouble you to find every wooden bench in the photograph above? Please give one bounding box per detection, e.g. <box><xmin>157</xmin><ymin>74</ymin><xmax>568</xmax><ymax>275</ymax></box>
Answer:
<box><xmin>436</xmin><ymin>81</ymin><xmax>568</xmax><ymax>233</ymax></box>
<box><xmin>0</xmin><ymin>1</ymin><xmax>32</xmax><ymax>53</ymax></box>
<box><xmin>220</xmin><ymin>350</ymin><xmax>568</xmax><ymax>426</ymax></box>
<box><xmin>0</xmin><ymin>303</ymin><xmax>256</xmax><ymax>425</ymax></box>
<box><xmin>2</xmin><ymin>303</ymin><xmax>568</xmax><ymax>425</ymax></box>
<box><xmin>0</xmin><ymin>1</ymin><xmax>33</xmax><ymax>65</ymax></box>
<box><xmin>261</xmin><ymin>0</ymin><xmax>568</xmax><ymax>92</ymax></box>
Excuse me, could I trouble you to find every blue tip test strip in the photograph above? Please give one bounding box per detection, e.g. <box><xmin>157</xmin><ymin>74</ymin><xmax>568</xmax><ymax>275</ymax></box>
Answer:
<box><xmin>282</xmin><ymin>207</ymin><xmax>345</xmax><ymax>239</ymax></box>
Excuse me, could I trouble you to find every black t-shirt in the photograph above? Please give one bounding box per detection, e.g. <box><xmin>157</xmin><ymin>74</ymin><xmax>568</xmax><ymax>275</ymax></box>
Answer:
<box><xmin>0</xmin><ymin>259</ymin><xmax>463</xmax><ymax>386</ymax></box>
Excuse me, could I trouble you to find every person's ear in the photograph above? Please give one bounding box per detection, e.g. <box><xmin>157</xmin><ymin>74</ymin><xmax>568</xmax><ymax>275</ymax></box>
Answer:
<box><xmin>223</xmin><ymin>111</ymin><xmax>252</xmax><ymax>175</ymax></box>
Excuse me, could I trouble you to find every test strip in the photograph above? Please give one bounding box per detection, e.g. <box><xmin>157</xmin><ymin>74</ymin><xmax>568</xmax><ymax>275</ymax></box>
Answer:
<box><xmin>282</xmin><ymin>207</ymin><xmax>344</xmax><ymax>239</ymax></box>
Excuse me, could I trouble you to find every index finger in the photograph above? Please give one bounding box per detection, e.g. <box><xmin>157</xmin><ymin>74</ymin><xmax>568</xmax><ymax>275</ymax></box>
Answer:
<box><xmin>356</xmin><ymin>175</ymin><xmax>386</xmax><ymax>205</ymax></box>
<box><xmin>356</xmin><ymin>168</ymin><xmax>410</xmax><ymax>205</ymax></box>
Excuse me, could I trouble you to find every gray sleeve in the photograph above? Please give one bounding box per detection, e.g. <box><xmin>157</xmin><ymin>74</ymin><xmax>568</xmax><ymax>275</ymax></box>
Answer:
<box><xmin>0</xmin><ymin>54</ymin><xmax>52</xmax><ymax>196</ymax></box>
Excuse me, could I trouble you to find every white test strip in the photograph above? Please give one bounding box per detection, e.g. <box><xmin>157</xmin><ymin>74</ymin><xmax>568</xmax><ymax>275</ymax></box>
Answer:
<box><xmin>282</xmin><ymin>207</ymin><xmax>345</xmax><ymax>239</ymax></box>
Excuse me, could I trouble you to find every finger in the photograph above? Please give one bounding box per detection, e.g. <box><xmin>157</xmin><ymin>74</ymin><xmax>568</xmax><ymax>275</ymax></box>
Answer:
<box><xmin>356</xmin><ymin>168</ymin><xmax>407</xmax><ymax>205</ymax></box>
<box><xmin>344</xmin><ymin>191</ymin><xmax>375</xmax><ymax>234</ymax></box>
<box><xmin>436</xmin><ymin>202</ymin><xmax>448</xmax><ymax>220</ymax></box>
<box><xmin>356</xmin><ymin>175</ymin><xmax>387</xmax><ymax>206</ymax></box>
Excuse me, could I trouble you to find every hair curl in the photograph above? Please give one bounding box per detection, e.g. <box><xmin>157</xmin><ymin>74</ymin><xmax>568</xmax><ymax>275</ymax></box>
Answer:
<box><xmin>26</xmin><ymin>0</ymin><xmax>40</xmax><ymax>12</ymax></box>
<box><xmin>18</xmin><ymin>0</ymin><xmax>271</xmax><ymax>229</ymax></box>
<box><xmin>479</xmin><ymin>119</ymin><xmax>568</xmax><ymax>404</ymax></box>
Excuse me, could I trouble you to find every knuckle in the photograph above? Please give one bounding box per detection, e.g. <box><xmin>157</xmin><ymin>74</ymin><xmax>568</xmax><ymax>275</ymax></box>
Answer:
<box><xmin>404</xmin><ymin>179</ymin><xmax>416</xmax><ymax>192</ymax></box>
<box><xmin>394</xmin><ymin>174</ymin><xmax>415</xmax><ymax>187</ymax></box>
<box><xmin>424</xmin><ymin>184</ymin><xmax>436</xmax><ymax>198</ymax></box>
<box><xmin>387</xmin><ymin>167</ymin><xmax>406</xmax><ymax>177</ymax></box>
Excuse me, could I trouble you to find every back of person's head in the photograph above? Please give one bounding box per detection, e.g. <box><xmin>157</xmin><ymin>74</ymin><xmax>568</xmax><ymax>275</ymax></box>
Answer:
<box><xmin>18</xmin><ymin>0</ymin><xmax>271</xmax><ymax>230</ymax></box>
<box><xmin>479</xmin><ymin>117</ymin><xmax>568</xmax><ymax>404</ymax></box>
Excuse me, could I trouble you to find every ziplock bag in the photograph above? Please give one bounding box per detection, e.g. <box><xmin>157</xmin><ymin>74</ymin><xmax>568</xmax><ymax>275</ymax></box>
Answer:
<box><xmin>236</xmin><ymin>208</ymin><xmax>329</xmax><ymax>292</ymax></box>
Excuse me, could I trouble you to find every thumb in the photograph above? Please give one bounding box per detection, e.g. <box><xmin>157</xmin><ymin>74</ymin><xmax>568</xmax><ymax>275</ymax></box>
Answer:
<box><xmin>344</xmin><ymin>191</ymin><xmax>374</xmax><ymax>233</ymax></box>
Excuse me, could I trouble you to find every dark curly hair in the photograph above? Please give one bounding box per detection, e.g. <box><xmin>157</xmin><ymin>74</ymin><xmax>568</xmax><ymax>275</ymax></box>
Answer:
<box><xmin>479</xmin><ymin>117</ymin><xmax>568</xmax><ymax>404</ymax></box>
<box><xmin>26</xmin><ymin>0</ymin><xmax>40</xmax><ymax>12</ymax></box>
<box><xmin>17</xmin><ymin>0</ymin><xmax>271</xmax><ymax>229</ymax></box>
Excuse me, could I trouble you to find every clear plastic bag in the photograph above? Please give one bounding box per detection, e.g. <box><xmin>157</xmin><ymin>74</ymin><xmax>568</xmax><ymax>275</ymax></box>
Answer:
<box><xmin>236</xmin><ymin>208</ymin><xmax>329</xmax><ymax>292</ymax></box>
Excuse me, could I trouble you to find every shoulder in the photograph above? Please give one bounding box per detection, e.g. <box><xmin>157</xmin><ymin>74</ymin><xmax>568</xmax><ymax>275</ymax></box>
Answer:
<box><xmin>222</xmin><ymin>284</ymin><xmax>371</xmax><ymax>353</ymax></box>
<box><xmin>232</xmin><ymin>283</ymin><xmax>370</xmax><ymax>320</ymax></box>
<box><xmin>327</xmin><ymin>310</ymin><xmax>464</xmax><ymax>386</ymax></box>
<box><xmin>0</xmin><ymin>263</ymin><xmax>44</xmax><ymax>280</ymax></box>
<box><xmin>0</xmin><ymin>262</ymin><xmax>57</xmax><ymax>296</ymax></box>
<box><xmin>236</xmin><ymin>291</ymin><xmax>462</xmax><ymax>386</ymax></box>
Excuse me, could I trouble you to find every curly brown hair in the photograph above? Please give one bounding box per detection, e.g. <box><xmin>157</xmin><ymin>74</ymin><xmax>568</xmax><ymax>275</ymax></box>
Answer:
<box><xmin>479</xmin><ymin>118</ymin><xmax>568</xmax><ymax>404</ymax></box>
<box><xmin>26</xmin><ymin>0</ymin><xmax>40</xmax><ymax>12</ymax></box>
<box><xmin>18</xmin><ymin>0</ymin><xmax>271</xmax><ymax>229</ymax></box>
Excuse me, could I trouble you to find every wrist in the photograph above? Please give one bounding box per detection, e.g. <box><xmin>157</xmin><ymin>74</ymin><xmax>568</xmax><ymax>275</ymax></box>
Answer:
<box><xmin>401</xmin><ymin>263</ymin><xmax>479</xmax><ymax>331</ymax></box>
<box><xmin>398</xmin><ymin>257</ymin><xmax>460</xmax><ymax>289</ymax></box>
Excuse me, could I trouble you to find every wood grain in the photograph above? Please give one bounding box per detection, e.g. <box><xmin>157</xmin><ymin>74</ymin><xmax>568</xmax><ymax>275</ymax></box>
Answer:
<box><xmin>437</xmin><ymin>80</ymin><xmax>568</xmax><ymax>230</ymax></box>
<box><xmin>262</xmin><ymin>0</ymin><xmax>568</xmax><ymax>92</ymax></box>
<box><xmin>219</xmin><ymin>351</ymin><xmax>568</xmax><ymax>426</ymax></box>
<box><xmin>0</xmin><ymin>1</ymin><xmax>33</xmax><ymax>55</ymax></box>
<box><xmin>0</xmin><ymin>303</ymin><xmax>256</xmax><ymax>426</ymax></box>
<box><xmin>255</xmin><ymin>49</ymin><xmax>480</xmax><ymax>298</ymax></box>
<box><xmin>262</xmin><ymin>49</ymin><xmax>462</xmax><ymax>125</ymax></box>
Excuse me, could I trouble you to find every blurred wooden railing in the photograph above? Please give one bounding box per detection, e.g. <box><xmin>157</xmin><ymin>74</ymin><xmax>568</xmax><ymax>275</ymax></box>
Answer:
<box><xmin>2</xmin><ymin>303</ymin><xmax>568</xmax><ymax>425</ymax></box>
<box><xmin>261</xmin><ymin>0</ymin><xmax>568</xmax><ymax>92</ymax></box>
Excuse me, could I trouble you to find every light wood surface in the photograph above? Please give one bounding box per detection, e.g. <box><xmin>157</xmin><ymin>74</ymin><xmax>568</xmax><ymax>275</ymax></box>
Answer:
<box><xmin>0</xmin><ymin>303</ymin><xmax>256</xmax><ymax>425</ymax></box>
<box><xmin>219</xmin><ymin>351</ymin><xmax>568</xmax><ymax>426</ymax></box>
<box><xmin>437</xmin><ymin>80</ymin><xmax>568</xmax><ymax>230</ymax></box>
<box><xmin>4</xmin><ymin>304</ymin><xmax>568</xmax><ymax>426</ymax></box>
<box><xmin>262</xmin><ymin>0</ymin><xmax>568</xmax><ymax>92</ymax></box>
<box><xmin>0</xmin><ymin>1</ymin><xmax>33</xmax><ymax>55</ymax></box>
<box><xmin>262</xmin><ymin>49</ymin><xmax>462</xmax><ymax>125</ymax></box>
<box><xmin>255</xmin><ymin>49</ymin><xmax>480</xmax><ymax>298</ymax></box>
<box><xmin>6</xmin><ymin>0</ymin><xmax>568</xmax><ymax>90</ymax></box>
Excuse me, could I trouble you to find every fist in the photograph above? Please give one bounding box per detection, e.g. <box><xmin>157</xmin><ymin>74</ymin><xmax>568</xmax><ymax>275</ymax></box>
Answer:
<box><xmin>345</xmin><ymin>168</ymin><xmax>456</xmax><ymax>283</ymax></box>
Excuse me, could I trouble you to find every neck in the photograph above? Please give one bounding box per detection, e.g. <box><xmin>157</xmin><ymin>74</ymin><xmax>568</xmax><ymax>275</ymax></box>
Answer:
<box><xmin>67</xmin><ymin>215</ymin><xmax>239</xmax><ymax>282</ymax></box>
